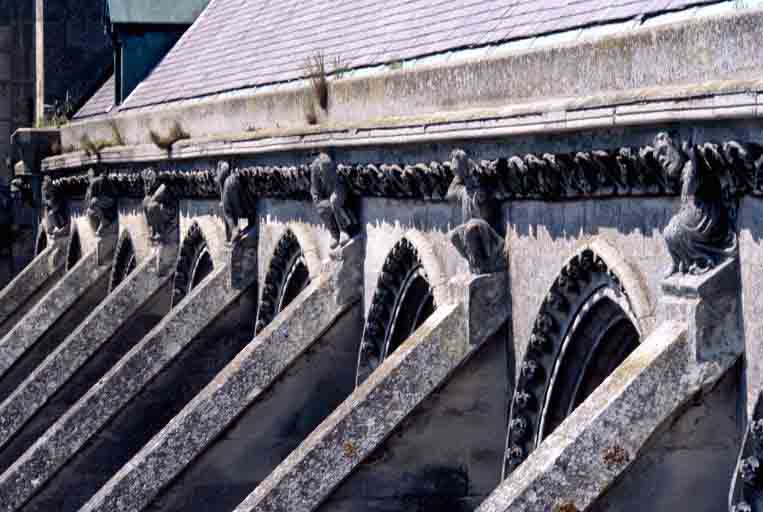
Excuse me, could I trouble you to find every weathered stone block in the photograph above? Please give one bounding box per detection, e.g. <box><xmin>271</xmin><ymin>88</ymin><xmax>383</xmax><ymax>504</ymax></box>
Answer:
<box><xmin>448</xmin><ymin>271</ymin><xmax>509</xmax><ymax>345</ymax></box>
<box><xmin>659</xmin><ymin>258</ymin><xmax>743</xmax><ymax>365</ymax></box>
<box><xmin>0</xmin><ymin>241</ymin><xmax>65</xmax><ymax>332</ymax></box>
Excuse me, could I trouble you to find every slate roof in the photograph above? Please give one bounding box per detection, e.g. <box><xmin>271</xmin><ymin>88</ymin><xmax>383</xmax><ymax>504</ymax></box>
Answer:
<box><xmin>74</xmin><ymin>75</ymin><xmax>114</xmax><ymax>120</ymax></box>
<box><xmin>105</xmin><ymin>0</ymin><xmax>723</xmax><ymax>112</ymax></box>
<box><xmin>107</xmin><ymin>0</ymin><xmax>212</xmax><ymax>25</ymax></box>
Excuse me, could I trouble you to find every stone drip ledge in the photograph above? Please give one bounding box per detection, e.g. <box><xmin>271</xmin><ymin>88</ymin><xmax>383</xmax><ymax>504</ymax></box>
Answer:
<box><xmin>0</xmin><ymin>250</ymin><xmax>108</xmax><ymax>382</ymax></box>
<box><xmin>477</xmin><ymin>259</ymin><xmax>744</xmax><ymax>512</ymax></box>
<box><xmin>43</xmin><ymin>79</ymin><xmax>763</xmax><ymax>172</ymax></box>
<box><xmin>0</xmin><ymin>263</ymin><xmax>241</xmax><ymax>512</ymax></box>
<box><xmin>0</xmin><ymin>259</ymin><xmax>171</xmax><ymax>454</ymax></box>
<box><xmin>80</xmin><ymin>272</ymin><xmax>356</xmax><ymax>512</ymax></box>
<box><xmin>0</xmin><ymin>243</ymin><xmax>65</xmax><ymax>329</ymax></box>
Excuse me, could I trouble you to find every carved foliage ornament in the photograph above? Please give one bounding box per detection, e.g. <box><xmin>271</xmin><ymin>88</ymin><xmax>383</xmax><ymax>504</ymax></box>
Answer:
<box><xmin>730</xmin><ymin>396</ymin><xmax>763</xmax><ymax>512</ymax></box>
<box><xmin>504</xmin><ymin>249</ymin><xmax>634</xmax><ymax>477</ymax></box>
<box><xmin>44</xmin><ymin>135</ymin><xmax>763</xmax><ymax>203</ymax></box>
<box><xmin>255</xmin><ymin>229</ymin><xmax>310</xmax><ymax>334</ymax></box>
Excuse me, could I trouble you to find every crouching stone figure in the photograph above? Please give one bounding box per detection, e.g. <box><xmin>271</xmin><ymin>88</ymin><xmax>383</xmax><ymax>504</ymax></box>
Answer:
<box><xmin>310</xmin><ymin>152</ymin><xmax>357</xmax><ymax>251</ymax></box>
<box><xmin>654</xmin><ymin>132</ymin><xmax>737</xmax><ymax>277</ymax></box>
<box><xmin>447</xmin><ymin>149</ymin><xmax>505</xmax><ymax>275</ymax></box>
<box><xmin>85</xmin><ymin>168</ymin><xmax>117</xmax><ymax>237</ymax></box>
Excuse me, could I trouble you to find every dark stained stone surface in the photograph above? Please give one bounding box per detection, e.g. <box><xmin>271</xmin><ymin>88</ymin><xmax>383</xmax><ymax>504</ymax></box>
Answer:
<box><xmin>115</xmin><ymin>0</ymin><xmax>721</xmax><ymax>110</ymax></box>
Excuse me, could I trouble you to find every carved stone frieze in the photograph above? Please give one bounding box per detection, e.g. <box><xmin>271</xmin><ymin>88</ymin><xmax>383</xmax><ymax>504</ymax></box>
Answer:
<box><xmin>255</xmin><ymin>229</ymin><xmax>310</xmax><ymax>334</ymax></box>
<box><xmin>41</xmin><ymin>134</ymin><xmax>763</xmax><ymax>204</ymax></box>
<box><xmin>503</xmin><ymin>248</ymin><xmax>637</xmax><ymax>478</ymax></box>
<box><xmin>731</xmin><ymin>396</ymin><xmax>763</xmax><ymax>512</ymax></box>
<box><xmin>356</xmin><ymin>237</ymin><xmax>435</xmax><ymax>386</ymax></box>
<box><xmin>109</xmin><ymin>232</ymin><xmax>137</xmax><ymax>292</ymax></box>
<box><xmin>171</xmin><ymin>222</ymin><xmax>212</xmax><ymax>307</ymax></box>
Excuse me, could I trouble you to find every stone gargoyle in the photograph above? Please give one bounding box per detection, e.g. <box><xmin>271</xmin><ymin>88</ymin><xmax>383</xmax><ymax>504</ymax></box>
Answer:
<box><xmin>142</xmin><ymin>168</ymin><xmax>178</xmax><ymax>243</ymax></box>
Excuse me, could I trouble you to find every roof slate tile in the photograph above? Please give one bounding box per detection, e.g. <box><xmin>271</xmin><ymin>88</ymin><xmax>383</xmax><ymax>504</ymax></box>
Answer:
<box><xmin>83</xmin><ymin>0</ymin><xmax>720</xmax><ymax>112</ymax></box>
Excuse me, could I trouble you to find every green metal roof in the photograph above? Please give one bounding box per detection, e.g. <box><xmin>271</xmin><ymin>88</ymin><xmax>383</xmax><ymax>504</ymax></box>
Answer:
<box><xmin>107</xmin><ymin>0</ymin><xmax>211</xmax><ymax>25</ymax></box>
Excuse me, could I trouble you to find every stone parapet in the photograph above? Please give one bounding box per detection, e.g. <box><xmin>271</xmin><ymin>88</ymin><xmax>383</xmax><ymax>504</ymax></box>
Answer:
<box><xmin>58</xmin><ymin>7</ymin><xmax>763</xmax><ymax>152</ymax></box>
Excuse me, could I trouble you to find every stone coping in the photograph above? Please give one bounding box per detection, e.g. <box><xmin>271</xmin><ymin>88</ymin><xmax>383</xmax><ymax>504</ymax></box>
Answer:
<box><xmin>478</xmin><ymin>257</ymin><xmax>744</xmax><ymax>511</ymax></box>
<box><xmin>0</xmin><ymin>244</ymin><xmax>64</xmax><ymax>329</ymax></box>
<box><xmin>0</xmin><ymin>250</ymin><xmax>107</xmax><ymax>382</ymax></box>
<box><xmin>476</xmin><ymin>321</ymin><xmax>691</xmax><ymax>512</ymax></box>
<box><xmin>233</xmin><ymin>302</ymin><xmax>466</xmax><ymax>511</ymax></box>
<box><xmin>81</xmin><ymin>271</ymin><xmax>356</xmax><ymax>512</ymax></box>
<box><xmin>0</xmin><ymin>264</ymin><xmax>241</xmax><ymax>512</ymax></box>
<box><xmin>0</xmin><ymin>259</ymin><xmax>170</xmax><ymax>454</ymax></box>
<box><xmin>43</xmin><ymin>79</ymin><xmax>763</xmax><ymax>172</ymax></box>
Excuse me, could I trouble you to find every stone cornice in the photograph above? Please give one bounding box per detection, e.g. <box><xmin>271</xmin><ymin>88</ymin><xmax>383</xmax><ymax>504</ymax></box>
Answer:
<box><xmin>47</xmin><ymin>137</ymin><xmax>763</xmax><ymax>202</ymax></box>
<box><xmin>45</xmin><ymin>79</ymin><xmax>763</xmax><ymax>173</ymax></box>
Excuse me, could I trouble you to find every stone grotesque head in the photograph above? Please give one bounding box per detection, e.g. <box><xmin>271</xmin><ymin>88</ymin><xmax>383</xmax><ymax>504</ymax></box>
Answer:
<box><xmin>215</xmin><ymin>161</ymin><xmax>231</xmax><ymax>195</ymax></box>
<box><xmin>142</xmin><ymin>168</ymin><xmax>158</xmax><ymax>197</ymax></box>
<box><xmin>450</xmin><ymin>149</ymin><xmax>469</xmax><ymax>181</ymax></box>
<box><xmin>653</xmin><ymin>132</ymin><xmax>687</xmax><ymax>179</ymax></box>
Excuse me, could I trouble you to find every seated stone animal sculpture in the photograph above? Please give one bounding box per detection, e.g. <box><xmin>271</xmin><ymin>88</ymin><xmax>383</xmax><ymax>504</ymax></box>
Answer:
<box><xmin>655</xmin><ymin>132</ymin><xmax>737</xmax><ymax>277</ymax></box>
<box><xmin>310</xmin><ymin>152</ymin><xmax>357</xmax><ymax>250</ymax></box>
<box><xmin>447</xmin><ymin>149</ymin><xmax>505</xmax><ymax>275</ymax></box>
<box><xmin>85</xmin><ymin>168</ymin><xmax>117</xmax><ymax>237</ymax></box>
<box><xmin>41</xmin><ymin>176</ymin><xmax>70</xmax><ymax>241</ymax></box>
